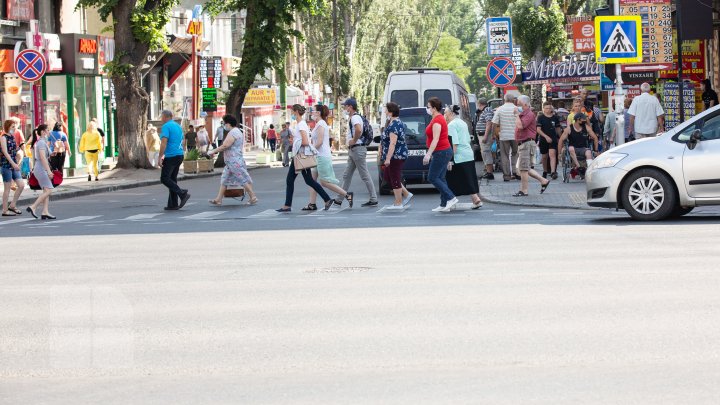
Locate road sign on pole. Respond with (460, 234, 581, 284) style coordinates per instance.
(595, 16, 642, 64)
(486, 57, 517, 87)
(14, 49, 46, 81)
(486, 17, 513, 56)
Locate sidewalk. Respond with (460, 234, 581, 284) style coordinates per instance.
(478, 175, 593, 210)
(2, 150, 267, 205)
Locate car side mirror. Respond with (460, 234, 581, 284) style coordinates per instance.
(373, 136, 381, 143)
(688, 129, 702, 150)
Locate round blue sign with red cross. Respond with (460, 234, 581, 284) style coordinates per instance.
(14, 49, 47, 82)
(486, 57, 516, 88)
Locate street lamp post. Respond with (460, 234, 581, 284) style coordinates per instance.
(613, 0, 626, 147)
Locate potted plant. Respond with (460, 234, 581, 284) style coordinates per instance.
(183, 149, 199, 174)
(197, 154, 214, 172)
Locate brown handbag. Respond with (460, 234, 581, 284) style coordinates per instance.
(293, 149, 317, 173)
(224, 187, 244, 198)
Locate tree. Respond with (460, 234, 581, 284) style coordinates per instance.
(429, 33, 470, 83)
(76, 0, 177, 169)
(206, 0, 319, 118)
(508, 0, 567, 60)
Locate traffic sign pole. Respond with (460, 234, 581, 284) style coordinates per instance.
(612, 0, 626, 146)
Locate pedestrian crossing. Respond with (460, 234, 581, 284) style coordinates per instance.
(0, 205, 629, 230)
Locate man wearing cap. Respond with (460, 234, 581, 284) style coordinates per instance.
(476, 98, 496, 180)
(558, 112, 599, 171)
(336, 98, 377, 207)
(628, 82, 665, 139)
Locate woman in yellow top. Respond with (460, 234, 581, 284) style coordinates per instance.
(79, 121, 103, 181)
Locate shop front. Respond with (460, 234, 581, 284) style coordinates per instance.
(522, 55, 602, 110)
(43, 34, 116, 172)
(242, 88, 277, 147)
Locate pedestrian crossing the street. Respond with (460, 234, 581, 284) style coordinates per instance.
(0, 205, 642, 231)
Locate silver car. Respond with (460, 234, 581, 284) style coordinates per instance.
(586, 105, 720, 220)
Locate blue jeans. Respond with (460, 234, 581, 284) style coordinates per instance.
(284, 160, 331, 207)
(1, 166, 21, 183)
(428, 148, 455, 206)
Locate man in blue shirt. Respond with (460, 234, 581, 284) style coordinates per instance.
(159, 110, 190, 210)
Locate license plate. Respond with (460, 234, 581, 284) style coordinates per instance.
(407, 150, 426, 156)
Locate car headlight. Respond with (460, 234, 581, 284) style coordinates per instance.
(590, 152, 627, 169)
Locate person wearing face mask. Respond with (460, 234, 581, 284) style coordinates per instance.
(512, 95, 550, 197)
(26, 125, 55, 220)
(207, 114, 257, 206)
(424, 97, 458, 212)
(335, 98, 377, 207)
(381, 102, 412, 210)
(1, 119, 24, 216)
(445, 105, 482, 208)
(277, 104, 334, 212)
(558, 112, 599, 172)
(301, 104, 353, 211)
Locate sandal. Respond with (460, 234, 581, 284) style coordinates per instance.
(512, 191, 528, 197)
(324, 200, 334, 211)
(345, 192, 354, 208)
(2, 211, 16, 216)
(301, 203, 317, 211)
(248, 197, 258, 205)
(540, 181, 550, 194)
(276, 207, 291, 213)
(209, 199, 223, 206)
(8, 207, 21, 214)
(471, 201, 483, 209)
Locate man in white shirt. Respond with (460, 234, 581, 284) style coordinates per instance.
(628, 82, 665, 139)
(336, 98, 377, 207)
(491, 93, 519, 181)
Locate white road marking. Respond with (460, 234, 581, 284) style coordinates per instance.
(0, 218, 35, 225)
(494, 213, 525, 216)
(247, 209, 282, 219)
(180, 211, 227, 220)
(123, 213, 164, 221)
(29, 215, 101, 224)
(521, 208, 550, 212)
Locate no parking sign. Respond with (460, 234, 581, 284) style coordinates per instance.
(486, 57, 517, 88)
(14, 49, 46, 81)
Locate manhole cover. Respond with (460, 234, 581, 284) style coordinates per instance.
(305, 266, 373, 274)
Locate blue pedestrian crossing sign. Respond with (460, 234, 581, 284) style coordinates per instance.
(595, 16, 642, 64)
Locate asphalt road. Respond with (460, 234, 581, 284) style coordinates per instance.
(2, 159, 720, 404)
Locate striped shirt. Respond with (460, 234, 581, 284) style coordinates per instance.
(491, 102, 518, 141)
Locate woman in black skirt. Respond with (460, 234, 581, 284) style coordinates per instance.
(445, 105, 482, 209)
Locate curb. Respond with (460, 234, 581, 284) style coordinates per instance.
(15, 165, 270, 205)
(478, 193, 599, 210)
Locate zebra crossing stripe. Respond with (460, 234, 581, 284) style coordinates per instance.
(180, 211, 227, 220)
(0, 218, 35, 225)
(123, 213, 164, 221)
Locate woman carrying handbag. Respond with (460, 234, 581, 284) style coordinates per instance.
(276, 104, 333, 212)
(206, 114, 257, 206)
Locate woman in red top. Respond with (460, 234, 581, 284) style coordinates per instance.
(423, 97, 458, 212)
(266, 124, 278, 153)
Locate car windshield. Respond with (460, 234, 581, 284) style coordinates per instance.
(399, 114, 428, 146)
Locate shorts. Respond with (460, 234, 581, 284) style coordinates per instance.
(383, 158, 405, 189)
(517, 141, 533, 171)
(635, 132, 656, 139)
(1, 166, 21, 182)
(480, 141, 494, 165)
(570, 146, 589, 158)
(538, 137, 558, 154)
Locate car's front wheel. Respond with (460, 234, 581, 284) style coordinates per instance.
(620, 168, 677, 221)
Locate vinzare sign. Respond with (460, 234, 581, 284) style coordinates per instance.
(521, 57, 601, 84)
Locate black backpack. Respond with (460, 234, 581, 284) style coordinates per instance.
(350, 113, 374, 146)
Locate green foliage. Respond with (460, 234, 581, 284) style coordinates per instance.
(508, 0, 568, 59)
(445, 0, 484, 47)
(430, 33, 470, 83)
(185, 148, 200, 161)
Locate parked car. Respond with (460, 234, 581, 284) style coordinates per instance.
(376, 107, 431, 195)
(586, 104, 720, 220)
(367, 122, 381, 151)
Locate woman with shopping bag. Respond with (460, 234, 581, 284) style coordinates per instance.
(276, 104, 333, 212)
(206, 114, 257, 206)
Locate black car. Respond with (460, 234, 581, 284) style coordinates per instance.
(376, 108, 431, 195)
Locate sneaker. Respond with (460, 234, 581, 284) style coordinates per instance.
(385, 204, 404, 211)
(444, 197, 459, 211)
(402, 192, 414, 206)
(178, 192, 191, 209)
(361, 200, 378, 207)
(481, 172, 495, 180)
(431, 205, 446, 212)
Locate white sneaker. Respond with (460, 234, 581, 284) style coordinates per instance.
(385, 204, 404, 211)
(431, 205, 445, 212)
(402, 192, 414, 206)
(442, 197, 459, 212)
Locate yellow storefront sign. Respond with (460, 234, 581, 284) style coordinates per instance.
(244, 89, 276, 106)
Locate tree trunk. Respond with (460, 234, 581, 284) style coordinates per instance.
(109, 0, 152, 169)
(113, 73, 150, 168)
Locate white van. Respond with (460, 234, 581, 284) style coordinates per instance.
(381, 68, 477, 157)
